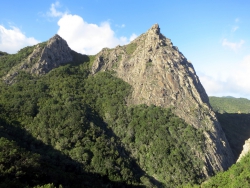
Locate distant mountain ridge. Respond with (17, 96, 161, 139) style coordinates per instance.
(209, 96, 250, 113)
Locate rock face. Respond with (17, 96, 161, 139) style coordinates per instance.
(30, 34, 73, 75)
(3, 34, 72, 84)
(91, 24, 234, 176)
(237, 139, 250, 162)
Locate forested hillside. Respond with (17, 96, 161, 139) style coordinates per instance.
(0, 46, 206, 187)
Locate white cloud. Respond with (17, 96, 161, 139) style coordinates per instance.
(222, 39, 245, 51)
(234, 55, 250, 89)
(235, 18, 240, 23)
(43, 1, 137, 54)
(47, 1, 66, 18)
(57, 14, 136, 54)
(199, 55, 250, 99)
(0, 25, 39, 54)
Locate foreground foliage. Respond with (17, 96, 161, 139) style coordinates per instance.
(0, 45, 205, 187)
(202, 153, 250, 188)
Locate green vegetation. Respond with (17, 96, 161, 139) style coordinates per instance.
(209, 96, 250, 113)
(0, 45, 36, 77)
(110, 105, 205, 186)
(202, 153, 250, 188)
(0, 44, 206, 187)
(125, 43, 137, 55)
(0, 51, 8, 56)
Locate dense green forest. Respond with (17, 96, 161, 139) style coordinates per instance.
(0, 45, 206, 187)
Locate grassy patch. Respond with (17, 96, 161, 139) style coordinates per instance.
(126, 43, 137, 55)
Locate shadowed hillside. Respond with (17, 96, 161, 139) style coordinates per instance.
(216, 113, 250, 160)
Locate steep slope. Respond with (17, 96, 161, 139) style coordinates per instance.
(3, 34, 73, 84)
(91, 24, 234, 176)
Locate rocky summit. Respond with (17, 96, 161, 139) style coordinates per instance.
(3, 34, 72, 84)
(92, 24, 234, 176)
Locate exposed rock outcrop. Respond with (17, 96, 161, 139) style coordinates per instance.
(3, 34, 72, 84)
(237, 139, 250, 162)
(91, 24, 234, 176)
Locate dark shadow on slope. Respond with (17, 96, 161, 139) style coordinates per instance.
(70, 50, 90, 66)
(85, 106, 165, 188)
(0, 116, 145, 188)
(216, 112, 250, 160)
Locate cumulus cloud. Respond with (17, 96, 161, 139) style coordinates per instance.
(0, 25, 39, 54)
(199, 55, 250, 98)
(222, 39, 245, 51)
(43, 1, 138, 54)
(57, 14, 137, 54)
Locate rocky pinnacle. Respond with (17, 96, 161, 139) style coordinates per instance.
(91, 24, 235, 176)
(3, 34, 73, 84)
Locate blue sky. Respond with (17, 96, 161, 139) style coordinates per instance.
(1, 0, 250, 99)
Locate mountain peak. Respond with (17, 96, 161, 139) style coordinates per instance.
(49, 34, 64, 42)
(91, 25, 234, 176)
(148, 23, 160, 35)
(3, 34, 73, 83)
(47, 34, 68, 48)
